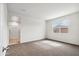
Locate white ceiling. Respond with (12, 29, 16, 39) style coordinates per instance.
(7, 3, 79, 20)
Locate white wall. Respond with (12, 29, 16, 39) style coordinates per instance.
(21, 18, 45, 43)
(46, 12, 79, 45)
(0, 4, 9, 56)
(8, 11, 45, 43)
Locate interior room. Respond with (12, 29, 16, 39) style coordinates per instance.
(0, 3, 79, 56)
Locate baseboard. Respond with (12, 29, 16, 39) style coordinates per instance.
(46, 38, 79, 47)
(21, 38, 45, 44)
(8, 38, 45, 46)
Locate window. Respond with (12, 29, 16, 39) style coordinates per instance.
(52, 19, 69, 33)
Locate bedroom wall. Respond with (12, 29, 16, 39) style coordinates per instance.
(46, 12, 79, 45)
(8, 11, 45, 43)
(0, 3, 9, 56)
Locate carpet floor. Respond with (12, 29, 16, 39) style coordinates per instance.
(6, 39, 79, 56)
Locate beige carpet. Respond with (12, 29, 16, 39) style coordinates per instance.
(6, 40, 79, 56)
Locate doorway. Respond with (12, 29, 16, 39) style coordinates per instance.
(9, 16, 20, 45)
